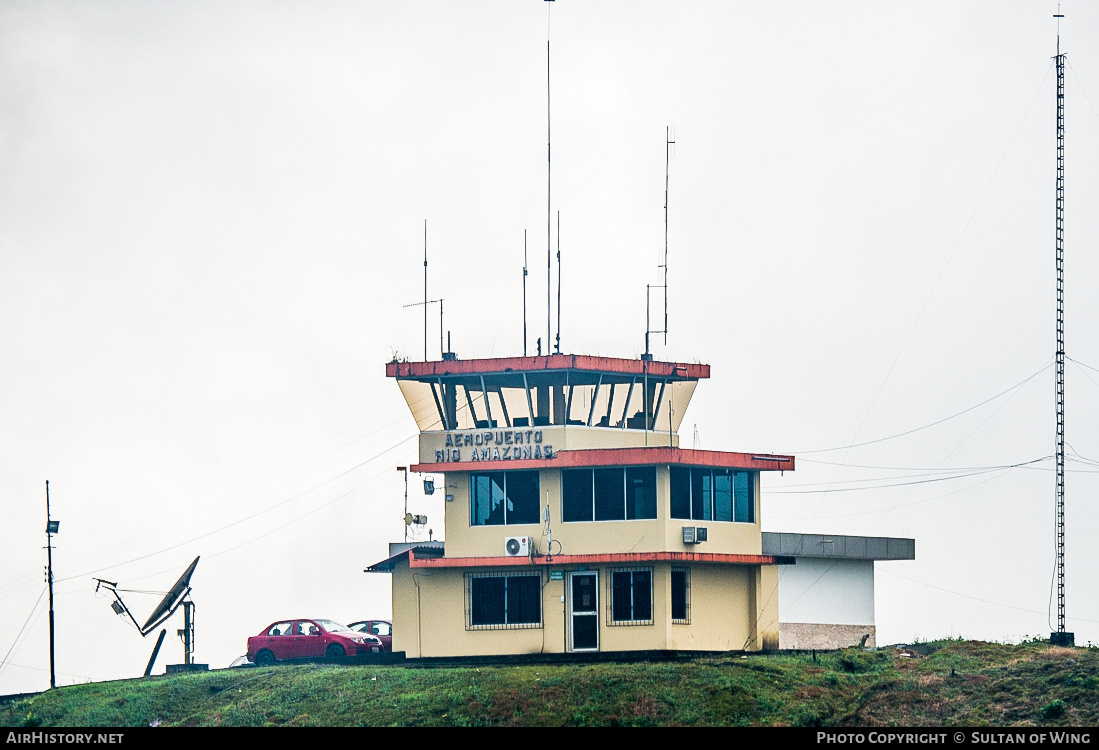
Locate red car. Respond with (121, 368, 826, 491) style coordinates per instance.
(348, 620, 393, 652)
(247, 619, 382, 665)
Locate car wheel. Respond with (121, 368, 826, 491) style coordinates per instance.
(326, 644, 345, 659)
(255, 650, 276, 667)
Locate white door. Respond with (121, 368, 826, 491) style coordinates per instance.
(568, 571, 599, 651)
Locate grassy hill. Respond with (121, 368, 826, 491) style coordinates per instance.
(2, 640, 1096, 727)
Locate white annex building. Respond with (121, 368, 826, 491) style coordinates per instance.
(762, 532, 916, 649)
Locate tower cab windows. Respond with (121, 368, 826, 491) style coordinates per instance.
(470, 470, 540, 526)
(670, 467, 754, 523)
(562, 467, 657, 522)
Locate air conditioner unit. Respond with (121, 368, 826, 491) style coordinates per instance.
(504, 536, 530, 557)
(682, 527, 708, 545)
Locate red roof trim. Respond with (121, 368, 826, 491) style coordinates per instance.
(364, 546, 445, 573)
(386, 354, 709, 380)
(408, 551, 793, 568)
(411, 446, 795, 473)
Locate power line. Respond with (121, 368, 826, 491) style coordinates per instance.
(881, 568, 1099, 625)
(0, 588, 47, 682)
(769, 457, 1049, 494)
(767, 465, 1016, 520)
(786, 361, 1051, 455)
(793, 456, 1052, 478)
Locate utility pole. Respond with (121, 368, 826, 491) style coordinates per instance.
(45, 480, 59, 689)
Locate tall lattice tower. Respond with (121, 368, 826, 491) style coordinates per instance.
(1050, 13, 1073, 648)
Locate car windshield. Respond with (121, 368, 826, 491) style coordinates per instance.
(315, 619, 351, 632)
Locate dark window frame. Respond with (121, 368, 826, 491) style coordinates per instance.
(469, 470, 541, 526)
(562, 466, 658, 523)
(608, 568, 654, 626)
(671, 567, 690, 624)
(670, 466, 755, 523)
(466, 571, 543, 630)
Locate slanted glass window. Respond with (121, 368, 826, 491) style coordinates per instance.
(671, 568, 690, 623)
(561, 467, 657, 522)
(468, 573, 542, 629)
(610, 569, 653, 624)
(470, 471, 540, 526)
(671, 467, 754, 523)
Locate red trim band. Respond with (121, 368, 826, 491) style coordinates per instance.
(386, 354, 709, 380)
(412, 446, 795, 473)
(409, 551, 793, 569)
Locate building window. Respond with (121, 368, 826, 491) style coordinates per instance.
(670, 467, 754, 523)
(609, 569, 653, 625)
(470, 470, 540, 526)
(671, 568, 690, 623)
(562, 467, 657, 522)
(467, 572, 542, 629)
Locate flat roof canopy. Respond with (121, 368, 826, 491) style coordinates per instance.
(761, 533, 914, 561)
(387, 354, 710, 383)
(365, 546, 794, 573)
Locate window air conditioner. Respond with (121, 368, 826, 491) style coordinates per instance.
(504, 536, 530, 557)
(682, 527, 708, 545)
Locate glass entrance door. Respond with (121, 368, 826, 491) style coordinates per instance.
(568, 571, 598, 651)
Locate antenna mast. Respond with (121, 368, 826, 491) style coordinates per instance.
(546, 10, 552, 355)
(555, 211, 561, 353)
(423, 220, 428, 361)
(403, 220, 446, 360)
(402, 297, 445, 360)
(523, 230, 529, 356)
(1051, 10, 1072, 647)
(645, 126, 674, 358)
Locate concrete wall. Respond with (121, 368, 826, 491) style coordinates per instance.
(779, 623, 876, 650)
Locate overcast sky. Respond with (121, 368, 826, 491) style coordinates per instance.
(3, 1, 1099, 694)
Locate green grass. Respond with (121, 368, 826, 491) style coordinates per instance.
(2, 640, 1096, 727)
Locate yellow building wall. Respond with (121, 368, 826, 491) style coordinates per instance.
(391, 559, 566, 658)
(442, 465, 761, 559)
(420, 425, 679, 464)
(391, 558, 781, 657)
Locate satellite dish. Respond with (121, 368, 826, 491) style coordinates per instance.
(141, 556, 199, 633)
(94, 555, 202, 676)
(95, 556, 200, 636)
